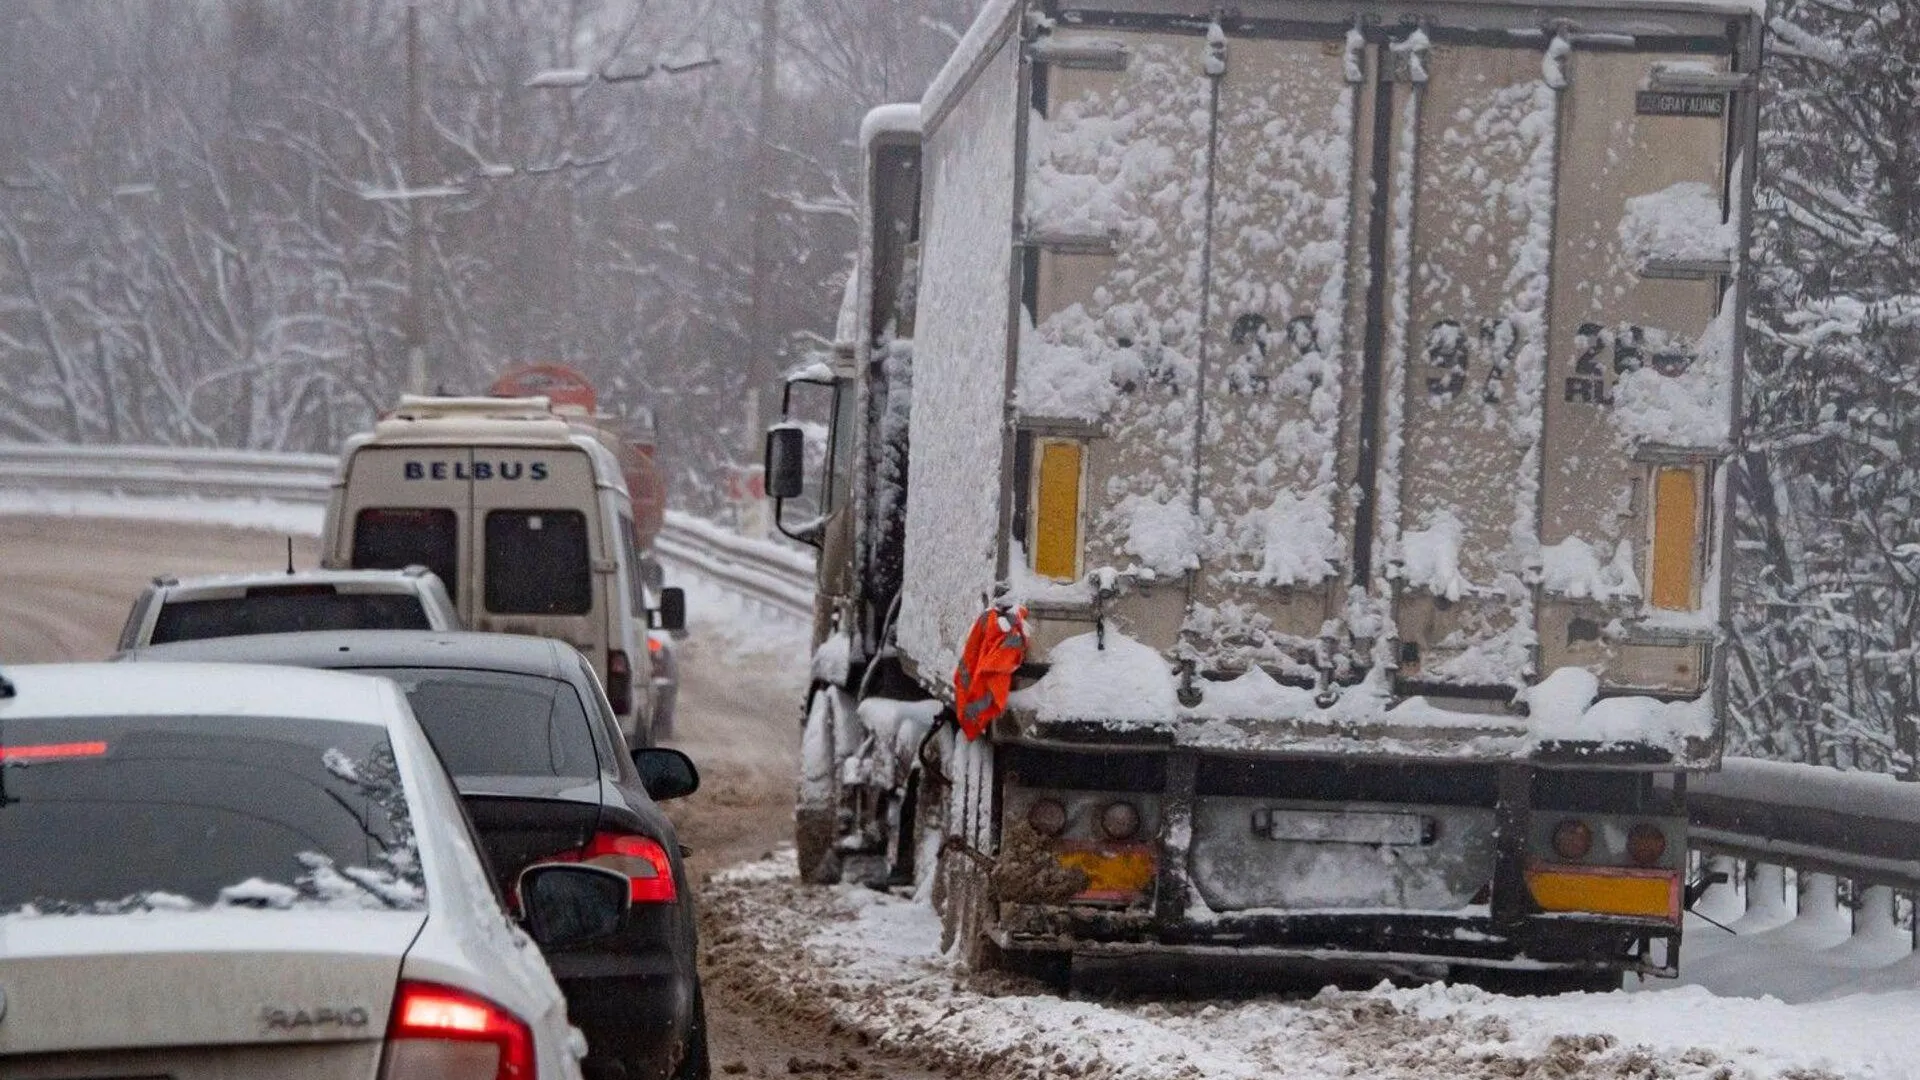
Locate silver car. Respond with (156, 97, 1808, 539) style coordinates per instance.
(0, 662, 612, 1080)
(115, 565, 462, 652)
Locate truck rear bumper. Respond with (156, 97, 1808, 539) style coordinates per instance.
(996, 903, 1680, 975)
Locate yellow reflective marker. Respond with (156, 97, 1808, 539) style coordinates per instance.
(1033, 440, 1083, 581)
(1056, 846, 1155, 901)
(1525, 866, 1680, 921)
(1650, 467, 1699, 611)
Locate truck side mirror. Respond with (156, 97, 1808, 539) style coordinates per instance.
(650, 586, 686, 632)
(764, 424, 806, 500)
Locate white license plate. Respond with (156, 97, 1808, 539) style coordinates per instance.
(1251, 808, 1431, 846)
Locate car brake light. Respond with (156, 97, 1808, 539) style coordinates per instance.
(381, 980, 533, 1080)
(530, 831, 677, 905)
(647, 636, 664, 654)
(582, 832, 677, 903)
(606, 649, 633, 715)
(0, 741, 108, 763)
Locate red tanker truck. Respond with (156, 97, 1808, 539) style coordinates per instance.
(489, 363, 666, 551)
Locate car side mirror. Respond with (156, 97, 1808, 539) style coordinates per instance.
(649, 587, 686, 632)
(518, 863, 630, 949)
(632, 746, 700, 801)
(764, 424, 805, 500)
(640, 557, 665, 595)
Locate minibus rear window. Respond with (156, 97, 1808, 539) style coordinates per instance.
(484, 510, 591, 615)
(353, 507, 458, 590)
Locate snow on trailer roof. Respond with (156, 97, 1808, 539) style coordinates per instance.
(0, 663, 401, 724)
(924, 0, 1757, 126)
(859, 103, 922, 149)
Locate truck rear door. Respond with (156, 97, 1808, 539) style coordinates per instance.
(468, 447, 606, 661)
(1372, 29, 1740, 698)
(342, 447, 472, 615)
(1021, 11, 1748, 715)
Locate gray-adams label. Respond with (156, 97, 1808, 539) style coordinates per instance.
(1635, 90, 1726, 118)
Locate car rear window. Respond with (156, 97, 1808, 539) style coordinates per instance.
(484, 510, 591, 615)
(353, 507, 459, 592)
(0, 715, 423, 914)
(357, 667, 599, 779)
(149, 591, 432, 644)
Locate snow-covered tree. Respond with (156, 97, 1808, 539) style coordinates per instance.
(1731, 0, 1920, 771)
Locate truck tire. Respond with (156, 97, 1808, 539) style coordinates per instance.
(938, 849, 1070, 990)
(795, 688, 844, 885)
(794, 805, 842, 885)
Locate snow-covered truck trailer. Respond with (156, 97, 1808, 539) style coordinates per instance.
(767, 0, 1761, 987)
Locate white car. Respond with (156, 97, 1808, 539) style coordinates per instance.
(0, 662, 609, 1080)
(115, 566, 462, 651)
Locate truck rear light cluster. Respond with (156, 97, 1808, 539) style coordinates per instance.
(1549, 817, 1669, 867)
(381, 980, 534, 1080)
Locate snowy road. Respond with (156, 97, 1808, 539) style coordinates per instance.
(706, 855, 1916, 1079)
(0, 510, 938, 1078)
(4, 508, 1915, 1079)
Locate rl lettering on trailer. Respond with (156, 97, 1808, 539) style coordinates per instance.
(403, 460, 549, 481)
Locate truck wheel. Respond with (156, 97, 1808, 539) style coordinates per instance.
(794, 805, 842, 885)
(795, 688, 844, 885)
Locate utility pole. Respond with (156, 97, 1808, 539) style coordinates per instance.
(403, 1, 429, 395)
(744, 0, 780, 457)
(560, 0, 582, 366)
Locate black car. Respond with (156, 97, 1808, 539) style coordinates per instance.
(125, 630, 708, 1080)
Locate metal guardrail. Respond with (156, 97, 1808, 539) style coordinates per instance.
(0, 442, 817, 620)
(1690, 758, 1920, 892)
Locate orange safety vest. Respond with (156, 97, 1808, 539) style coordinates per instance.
(953, 604, 1028, 741)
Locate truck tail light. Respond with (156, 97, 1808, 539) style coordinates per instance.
(381, 980, 534, 1080)
(1551, 818, 1593, 861)
(1627, 823, 1668, 866)
(1098, 800, 1141, 841)
(1027, 798, 1068, 838)
(606, 649, 633, 715)
(1649, 466, 1701, 611)
(1031, 439, 1084, 582)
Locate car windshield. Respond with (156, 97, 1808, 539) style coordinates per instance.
(357, 667, 600, 780)
(0, 714, 423, 914)
(150, 591, 431, 644)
